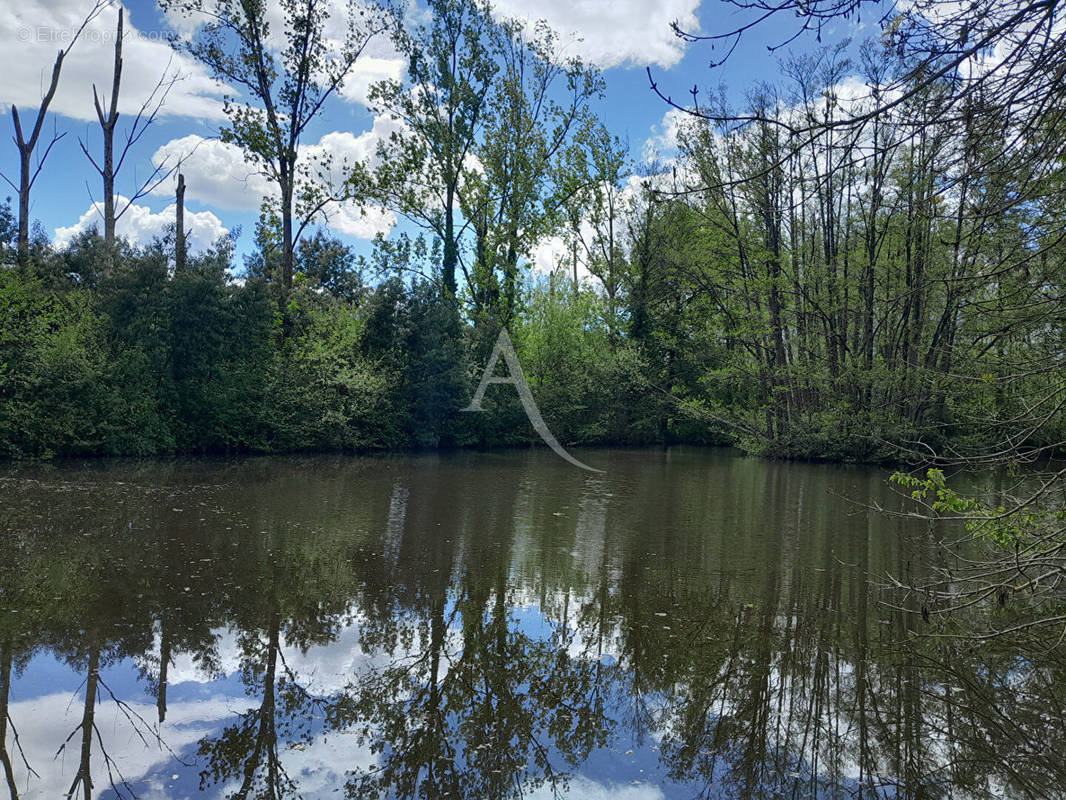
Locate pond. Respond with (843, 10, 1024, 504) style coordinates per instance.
(0, 448, 1063, 799)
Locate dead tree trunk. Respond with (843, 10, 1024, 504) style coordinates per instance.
(78, 6, 178, 273)
(9, 53, 66, 264)
(67, 648, 100, 800)
(175, 173, 186, 273)
(3, 2, 105, 264)
(95, 8, 124, 253)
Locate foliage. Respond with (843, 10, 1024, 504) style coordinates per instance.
(0, 270, 110, 457)
(0, 197, 15, 262)
(891, 468, 1055, 548)
(355, 0, 604, 305)
(268, 290, 394, 451)
(161, 0, 392, 288)
(4, 0, 1065, 478)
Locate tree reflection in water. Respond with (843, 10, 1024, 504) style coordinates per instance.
(0, 451, 1063, 799)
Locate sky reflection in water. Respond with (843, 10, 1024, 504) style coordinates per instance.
(1, 448, 1064, 799)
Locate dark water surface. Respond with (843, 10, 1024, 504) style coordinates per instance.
(0, 448, 1063, 799)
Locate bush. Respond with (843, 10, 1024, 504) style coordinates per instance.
(0, 270, 110, 456)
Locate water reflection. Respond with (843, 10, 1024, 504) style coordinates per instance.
(0, 449, 1063, 799)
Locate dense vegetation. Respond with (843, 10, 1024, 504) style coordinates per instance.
(2, 0, 1064, 466)
(0, 217, 667, 458)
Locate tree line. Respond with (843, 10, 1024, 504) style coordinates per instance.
(2, 0, 1064, 466)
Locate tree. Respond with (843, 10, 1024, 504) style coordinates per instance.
(0, 198, 15, 263)
(175, 173, 187, 272)
(462, 20, 603, 323)
(162, 0, 392, 289)
(359, 0, 605, 324)
(653, 0, 1065, 164)
(294, 229, 364, 301)
(646, 0, 1066, 633)
(559, 123, 631, 336)
(357, 0, 499, 297)
(79, 7, 179, 269)
(2, 1, 108, 264)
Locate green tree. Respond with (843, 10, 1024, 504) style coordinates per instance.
(462, 21, 603, 324)
(356, 0, 499, 296)
(162, 0, 392, 289)
(0, 198, 15, 263)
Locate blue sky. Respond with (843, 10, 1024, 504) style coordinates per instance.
(0, 0, 870, 268)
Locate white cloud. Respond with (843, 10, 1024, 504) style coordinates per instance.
(8, 683, 378, 799)
(526, 776, 665, 800)
(331, 201, 397, 239)
(163, 0, 405, 108)
(531, 234, 594, 283)
(2, 0, 227, 122)
(54, 196, 228, 251)
(300, 113, 407, 184)
(489, 0, 701, 69)
(150, 135, 274, 211)
(529, 171, 671, 292)
(8, 690, 236, 798)
(337, 54, 407, 107)
(531, 234, 568, 275)
(149, 118, 400, 240)
(642, 108, 690, 164)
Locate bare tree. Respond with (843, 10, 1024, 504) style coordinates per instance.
(652, 0, 1064, 144)
(1, 634, 38, 800)
(78, 7, 179, 268)
(56, 643, 185, 800)
(1, 1, 108, 264)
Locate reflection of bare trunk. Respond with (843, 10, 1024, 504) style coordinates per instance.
(901, 647, 923, 798)
(158, 621, 171, 723)
(741, 557, 779, 792)
(1, 636, 18, 799)
(237, 613, 280, 797)
(488, 570, 510, 798)
(68, 648, 99, 800)
(265, 614, 280, 794)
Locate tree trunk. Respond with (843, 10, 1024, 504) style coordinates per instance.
(69, 648, 100, 800)
(11, 51, 65, 264)
(443, 184, 457, 295)
(281, 176, 295, 290)
(572, 239, 579, 297)
(0, 635, 18, 799)
(16, 146, 31, 263)
(99, 8, 122, 253)
(175, 173, 186, 273)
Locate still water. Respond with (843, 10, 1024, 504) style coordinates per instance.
(0, 448, 1062, 799)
